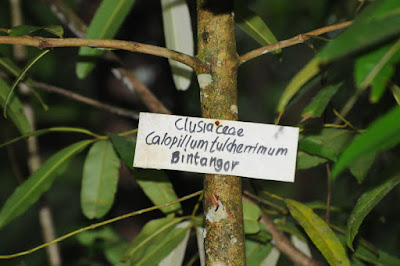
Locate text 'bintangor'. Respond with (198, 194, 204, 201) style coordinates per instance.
(134, 113, 299, 182)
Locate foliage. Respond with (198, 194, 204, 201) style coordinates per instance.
(0, 0, 399, 265)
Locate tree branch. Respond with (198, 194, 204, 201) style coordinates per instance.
(0, 36, 210, 73)
(240, 21, 352, 64)
(33, 80, 139, 119)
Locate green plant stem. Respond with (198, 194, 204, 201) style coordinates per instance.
(0, 190, 203, 260)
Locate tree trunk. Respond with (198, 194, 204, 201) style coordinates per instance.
(196, 0, 246, 264)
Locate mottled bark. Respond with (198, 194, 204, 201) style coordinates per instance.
(196, 1, 246, 265)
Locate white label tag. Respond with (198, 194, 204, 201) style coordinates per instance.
(133, 113, 299, 182)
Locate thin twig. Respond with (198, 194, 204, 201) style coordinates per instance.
(0, 190, 203, 260)
(0, 36, 209, 73)
(33, 80, 139, 119)
(240, 21, 352, 64)
(0, 71, 139, 119)
(243, 196, 321, 266)
(325, 163, 331, 224)
(112, 67, 172, 114)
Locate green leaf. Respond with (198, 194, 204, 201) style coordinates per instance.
(296, 151, 327, 170)
(243, 200, 261, 234)
(336, 233, 400, 265)
(317, 0, 400, 63)
(301, 83, 342, 122)
(76, 226, 120, 247)
(276, 222, 307, 242)
(354, 247, 400, 265)
(331, 106, 400, 181)
(0, 78, 30, 134)
(234, 0, 280, 53)
(277, 0, 400, 113)
(299, 128, 355, 161)
(158, 221, 191, 266)
(276, 57, 320, 113)
(8, 25, 41, 36)
(133, 169, 181, 214)
(109, 134, 181, 214)
(346, 169, 400, 250)
(355, 39, 400, 103)
(109, 133, 135, 170)
(76, 0, 136, 79)
(246, 239, 273, 265)
(285, 199, 350, 266)
(3, 49, 50, 118)
(161, 0, 194, 91)
(81, 140, 121, 219)
(8, 25, 63, 37)
(0, 140, 93, 229)
(248, 223, 272, 243)
(42, 25, 64, 38)
(123, 216, 183, 263)
(391, 83, 400, 104)
(349, 153, 376, 183)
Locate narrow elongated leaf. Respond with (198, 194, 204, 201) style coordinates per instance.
(301, 83, 342, 121)
(76, 0, 136, 78)
(346, 170, 400, 250)
(8, 25, 64, 37)
(296, 151, 327, 170)
(0, 140, 93, 229)
(299, 128, 354, 161)
(243, 200, 261, 234)
(161, 0, 194, 91)
(0, 78, 30, 134)
(349, 153, 376, 183)
(158, 221, 191, 266)
(109, 133, 135, 170)
(336, 233, 400, 265)
(285, 199, 350, 266)
(136, 226, 189, 265)
(234, 0, 280, 53)
(276, 222, 307, 242)
(246, 239, 273, 265)
(276, 59, 320, 113)
(353, 245, 400, 265)
(391, 83, 400, 104)
(123, 216, 182, 263)
(3, 49, 50, 118)
(81, 140, 121, 219)
(277, 0, 400, 113)
(109, 134, 181, 214)
(134, 169, 181, 214)
(331, 106, 400, 181)
(355, 39, 400, 103)
(317, 1, 400, 63)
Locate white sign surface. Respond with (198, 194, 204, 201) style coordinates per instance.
(133, 113, 299, 182)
